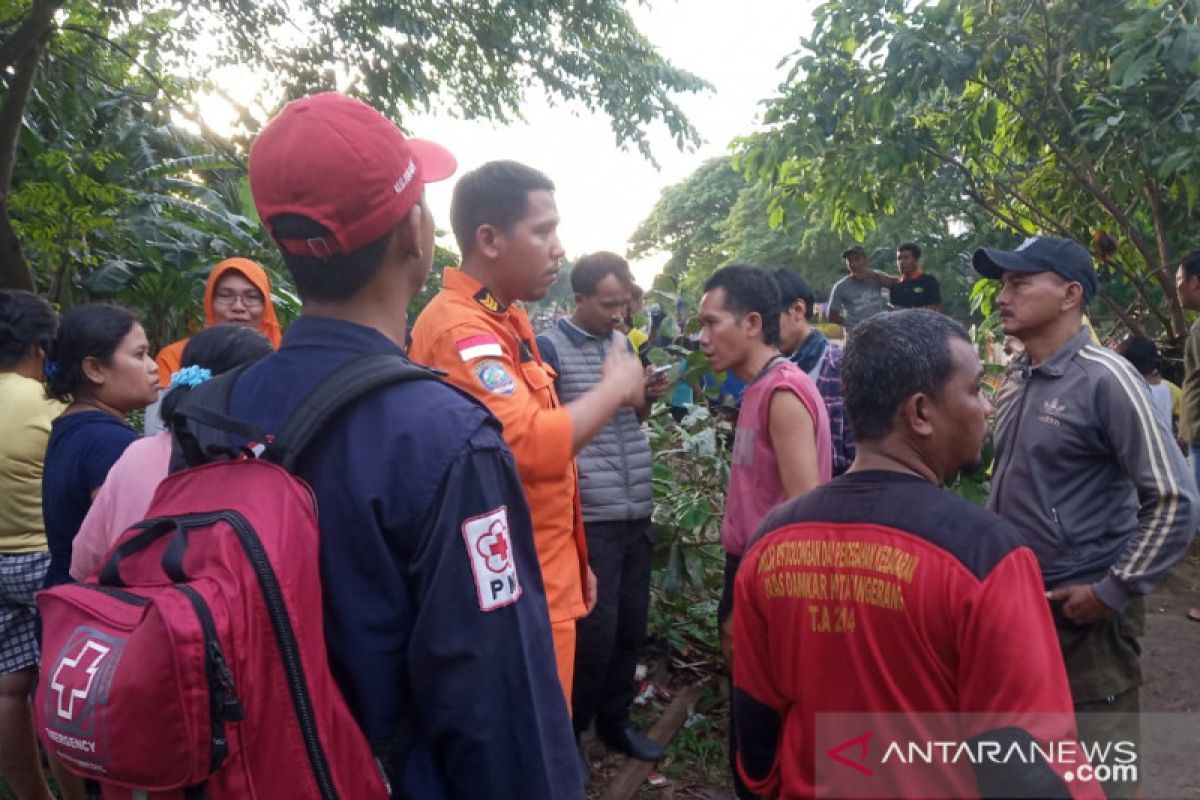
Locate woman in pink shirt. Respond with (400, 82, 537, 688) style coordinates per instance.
(70, 325, 272, 580)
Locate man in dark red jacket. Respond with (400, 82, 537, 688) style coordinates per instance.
(732, 309, 1101, 799)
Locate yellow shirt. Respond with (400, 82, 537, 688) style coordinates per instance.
(0, 373, 65, 553)
(627, 327, 648, 353)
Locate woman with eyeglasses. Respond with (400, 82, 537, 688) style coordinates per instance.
(148, 258, 282, 433)
(153, 257, 282, 389)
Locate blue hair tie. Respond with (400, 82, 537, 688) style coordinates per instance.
(169, 365, 213, 389)
(43, 357, 58, 381)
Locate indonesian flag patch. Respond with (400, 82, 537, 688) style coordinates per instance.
(461, 507, 522, 611)
(457, 334, 503, 362)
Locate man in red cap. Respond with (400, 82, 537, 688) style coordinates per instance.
(225, 93, 582, 797)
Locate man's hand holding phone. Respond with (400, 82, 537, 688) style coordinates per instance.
(645, 362, 673, 399)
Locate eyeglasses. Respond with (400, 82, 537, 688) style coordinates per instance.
(213, 289, 265, 309)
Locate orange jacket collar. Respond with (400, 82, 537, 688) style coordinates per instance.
(443, 267, 508, 315)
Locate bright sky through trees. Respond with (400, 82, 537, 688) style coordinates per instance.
(193, 1, 818, 288)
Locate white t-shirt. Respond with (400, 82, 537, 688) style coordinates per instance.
(1147, 381, 1173, 433)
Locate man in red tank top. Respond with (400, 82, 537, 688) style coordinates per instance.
(698, 264, 832, 799)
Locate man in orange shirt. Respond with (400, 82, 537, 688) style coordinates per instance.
(410, 160, 645, 702)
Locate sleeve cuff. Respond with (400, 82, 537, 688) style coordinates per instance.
(1093, 574, 1134, 612)
(528, 407, 573, 480)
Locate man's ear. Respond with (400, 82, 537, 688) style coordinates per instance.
(475, 224, 503, 260)
(900, 392, 935, 438)
(744, 310, 764, 339)
(794, 299, 809, 319)
(394, 207, 424, 260)
(1061, 281, 1085, 312)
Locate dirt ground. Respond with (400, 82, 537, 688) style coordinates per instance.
(1137, 544, 1200, 798)
(592, 546, 1200, 800)
(1141, 544, 1200, 716)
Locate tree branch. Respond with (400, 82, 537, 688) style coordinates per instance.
(60, 25, 246, 170)
(1102, 255, 1174, 333)
(971, 76, 1160, 273)
(1097, 290, 1146, 338)
(928, 143, 1171, 329)
(1142, 180, 1185, 335)
(918, 143, 1068, 236)
(0, 0, 61, 70)
(0, 34, 46, 290)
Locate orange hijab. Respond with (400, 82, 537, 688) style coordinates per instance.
(155, 258, 283, 387)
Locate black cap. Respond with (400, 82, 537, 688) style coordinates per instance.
(842, 245, 867, 259)
(973, 236, 1098, 301)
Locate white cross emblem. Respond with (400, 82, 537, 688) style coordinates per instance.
(50, 640, 111, 721)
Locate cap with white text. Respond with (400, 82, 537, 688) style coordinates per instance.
(249, 92, 457, 260)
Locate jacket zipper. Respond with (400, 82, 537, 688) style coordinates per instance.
(137, 512, 337, 798)
(175, 584, 244, 773)
(991, 376, 1033, 510)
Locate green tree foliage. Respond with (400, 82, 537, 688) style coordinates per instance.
(201, 0, 710, 160)
(0, 0, 710, 294)
(630, 154, 1004, 319)
(4, 11, 281, 346)
(738, 0, 1200, 340)
(628, 157, 748, 290)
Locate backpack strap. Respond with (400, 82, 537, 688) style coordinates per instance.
(266, 352, 442, 472)
(168, 353, 440, 474)
(169, 363, 264, 472)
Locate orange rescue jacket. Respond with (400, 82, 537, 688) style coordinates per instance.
(410, 268, 588, 624)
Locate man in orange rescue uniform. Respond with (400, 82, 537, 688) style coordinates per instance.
(411, 161, 646, 700)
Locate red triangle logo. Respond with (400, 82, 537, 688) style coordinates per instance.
(827, 731, 874, 776)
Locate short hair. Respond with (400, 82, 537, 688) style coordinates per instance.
(841, 309, 970, 441)
(161, 325, 274, 426)
(0, 290, 57, 370)
(46, 304, 138, 403)
(271, 213, 393, 300)
(451, 161, 555, 257)
(1181, 250, 1200, 281)
(1116, 336, 1159, 377)
(702, 264, 782, 346)
(898, 242, 922, 260)
(570, 252, 634, 296)
(771, 268, 815, 320)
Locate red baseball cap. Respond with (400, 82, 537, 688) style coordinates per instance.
(249, 92, 457, 259)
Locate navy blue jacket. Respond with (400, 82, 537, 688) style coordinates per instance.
(226, 316, 581, 799)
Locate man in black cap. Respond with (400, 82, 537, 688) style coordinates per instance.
(974, 235, 1198, 800)
(827, 245, 888, 330)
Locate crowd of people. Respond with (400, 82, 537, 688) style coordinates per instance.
(0, 89, 1197, 799)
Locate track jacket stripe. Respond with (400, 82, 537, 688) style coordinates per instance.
(1077, 345, 1179, 579)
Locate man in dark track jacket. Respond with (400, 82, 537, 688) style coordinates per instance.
(976, 236, 1198, 799)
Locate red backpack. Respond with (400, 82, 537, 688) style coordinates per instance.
(36, 353, 436, 799)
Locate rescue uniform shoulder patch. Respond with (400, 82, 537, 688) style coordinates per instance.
(473, 359, 515, 395)
(473, 288, 507, 313)
(461, 506, 521, 612)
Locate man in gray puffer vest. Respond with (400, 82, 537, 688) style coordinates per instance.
(538, 252, 668, 763)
